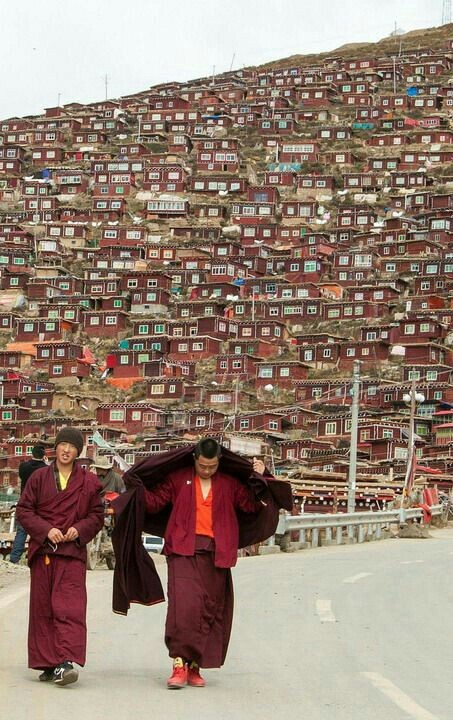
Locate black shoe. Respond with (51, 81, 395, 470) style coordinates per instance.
(53, 661, 79, 686)
(39, 668, 55, 682)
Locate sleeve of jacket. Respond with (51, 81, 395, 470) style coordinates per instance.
(16, 476, 53, 545)
(144, 479, 173, 514)
(74, 487, 105, 545)
(233, 477, 263, 514)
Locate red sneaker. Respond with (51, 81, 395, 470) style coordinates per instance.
(187, 663, 206, 688)
(167, 659, 187, 689)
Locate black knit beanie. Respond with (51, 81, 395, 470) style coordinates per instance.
(55, 427, 84, 456)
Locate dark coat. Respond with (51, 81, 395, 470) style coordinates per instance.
(111, 444, 293, 615)
(18, 458, 47, 494)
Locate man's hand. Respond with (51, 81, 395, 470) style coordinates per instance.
(252, 457, 265, 475)
(47, 527, 64, 544)
(63, 527, 79, 542)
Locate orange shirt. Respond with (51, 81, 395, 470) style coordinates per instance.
(195, 475, 214, 537)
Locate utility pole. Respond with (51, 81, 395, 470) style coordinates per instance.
(404, 376, 416, 492)
(400, 375, 425, 511)
(103, 74, 109, 100)
(233, 377, 240, 420)
(233, 375, 240, 431)
(347, 360, 361, 513)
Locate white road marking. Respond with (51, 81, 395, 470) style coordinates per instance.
(400, 560, 424, 565)
(0, 585, 28, 611)
(343, 572, 372, 584)
(362, 672, 439, 720)
(315, 599, 336, 623)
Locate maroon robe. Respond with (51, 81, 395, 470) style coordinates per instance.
(112, 445, 293, 667)
(143, 467, 263, 567)
(112, 444, 293, 615)
(165, 547, 234, 667)
(144, 468, 263, 667)
(16, 462, 104, 669)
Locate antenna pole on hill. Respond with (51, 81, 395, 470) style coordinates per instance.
(347, 360, 361, 513)
(104, 74, 109, 100)
(230, 53, 235, 72)
(442, 0, 451, 24)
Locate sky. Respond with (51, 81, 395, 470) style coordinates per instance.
(0, 0, 446, 120)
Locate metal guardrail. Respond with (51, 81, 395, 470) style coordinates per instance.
(271, 504, 444, 548)
(0, 504, 17, 534)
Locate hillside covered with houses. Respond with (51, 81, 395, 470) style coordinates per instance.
(0, 24, 452, 510)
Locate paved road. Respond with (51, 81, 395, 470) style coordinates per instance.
(1, 530, 453, 720)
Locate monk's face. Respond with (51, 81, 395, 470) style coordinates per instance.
(194, 454, 219, 480)
(56, 442, 79, 467)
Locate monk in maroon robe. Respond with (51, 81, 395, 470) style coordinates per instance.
(16, 427, 104, 687)
(112, 437, 293, 690)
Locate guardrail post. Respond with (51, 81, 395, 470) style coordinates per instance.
(323, 527, 332, 546)
(311, 528, 319, 548)
(375, 523, 382, 539)
(347, 525, 355, 543)
(336, 527, 343, 545)
(9, 509, 16, 534)
(298, 528, 306, 545)
(358, 524, 365, 543)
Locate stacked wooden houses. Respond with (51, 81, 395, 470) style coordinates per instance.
(0, 28, 452, 508)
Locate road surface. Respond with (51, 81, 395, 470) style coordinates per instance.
(1, 529, 453, 720)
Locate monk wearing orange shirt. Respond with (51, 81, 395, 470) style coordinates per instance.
(141, 437, 266, 689)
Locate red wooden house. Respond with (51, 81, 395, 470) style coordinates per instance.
(33, 342, 90, 382)
(397, 343, 448, 366)
(181, 408, 226, 434)
(194, 139, 239, 172)
(95, 403, 167, 434)
(146, 197, 189, 218)
(29, 146, 64, 166)
(231, 410, 288, 434)
(255, 360, 309, 389)
(143, 378, 190, 402)
(92, 170, 137, 197)
(167, 335, 222, 361)
(215, 354, 262, 382)
(0, 146, 26, 174)
(143, 164, 187, 192)
(296, 174, 336, 193)
(278, 141, 318, 163)
(92, 198, 126, 221)
(14, 317, 75, 343)
(233, 319, 288, 341)
(81, 310, 129, 338)
(281, 200, 317, 221)
(107, 348, 169, 379)
(142, 359, 197, 381)
(390, 317, 447, 345)
(225, 337, 282, 358)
